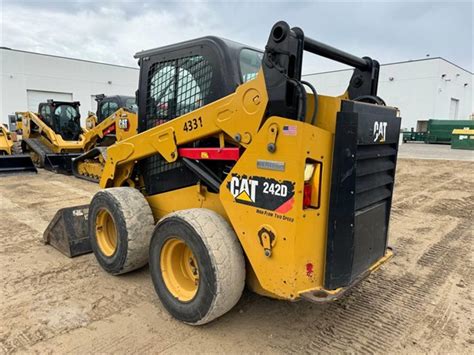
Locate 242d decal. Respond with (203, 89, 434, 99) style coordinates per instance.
(226, 174, 295, 213)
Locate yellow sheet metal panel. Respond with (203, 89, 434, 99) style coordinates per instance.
(146, 185, 227, 222)
(219, 117, 334, 299)
(0, 125, 14, 155)
(305, 94, 345, 134)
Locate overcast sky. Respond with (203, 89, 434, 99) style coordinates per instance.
(1, 1, 472, 74)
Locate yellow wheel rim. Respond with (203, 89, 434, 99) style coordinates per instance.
(95, 209, 118, 257)
(160, 238, 199, 302)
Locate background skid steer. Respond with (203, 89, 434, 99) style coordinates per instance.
(0, 124, 37, 174)
(85, 94, 137, 130)
(72, 95, 138, 182)
(46, 21, 401, 325)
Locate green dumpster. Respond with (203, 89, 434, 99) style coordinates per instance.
(451, 129, 474, 150)
(426, 120, 474, 144)
(402, 131, 426, 143)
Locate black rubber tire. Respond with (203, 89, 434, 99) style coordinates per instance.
(89, 187, 155, 275)
(149, 209, 245, 325)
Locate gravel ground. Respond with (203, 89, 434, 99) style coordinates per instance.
(0, 158, 473, 354)
(399, 142, 474, 161)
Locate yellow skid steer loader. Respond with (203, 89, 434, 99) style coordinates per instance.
(72, 95, 138, 182)
(45, 21, 401, 325)
(0, 123, 37, 174)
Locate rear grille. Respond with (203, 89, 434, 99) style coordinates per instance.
(355, 144, 397, 211)
(325, 100, 401, 290)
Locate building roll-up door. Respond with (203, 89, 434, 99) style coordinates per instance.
(26, 90, 73, 113)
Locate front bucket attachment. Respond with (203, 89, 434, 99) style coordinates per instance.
(43, 204, 92, 257)
(0, 155, 37, 174)
(44, 153, 81, 174)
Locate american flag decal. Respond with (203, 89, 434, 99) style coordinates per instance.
(282, 125, 297, 136)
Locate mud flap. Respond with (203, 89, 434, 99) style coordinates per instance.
(44, 153, 82, 174)
(0, 155, 37, 174)
(43, 204, 92, 257)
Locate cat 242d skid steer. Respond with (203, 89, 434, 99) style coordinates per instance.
(45, 21, 401, 325)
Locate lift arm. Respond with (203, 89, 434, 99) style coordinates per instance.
(81, 108, 138, 151)
(100, 72, 269, 187)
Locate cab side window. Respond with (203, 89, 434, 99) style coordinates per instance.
(125, 98, 138, 113)
(99, 102, 109, 122)
(108, 101, 119, 117)
(40, 105, 53, 127)
(100, 101, 120, 122)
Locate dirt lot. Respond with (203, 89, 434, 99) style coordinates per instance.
(1, 158, 473, 354)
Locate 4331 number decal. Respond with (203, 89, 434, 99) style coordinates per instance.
(183, 117, 203, 132)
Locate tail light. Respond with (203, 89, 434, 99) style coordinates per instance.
(303, 163, 315, 209)
(303, 162, 321, 209)
(303, 182, 312, 208)
(304, 163, 316, 182)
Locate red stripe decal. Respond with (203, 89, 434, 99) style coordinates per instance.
(178, 147, 240, 161)
(275, 196, 295, 214)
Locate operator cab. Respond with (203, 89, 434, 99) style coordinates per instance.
(135, 37, 262, 195)
(38, 100, 82, 141)
(135, 36, 262, 132)
(94, 95, 137, 124)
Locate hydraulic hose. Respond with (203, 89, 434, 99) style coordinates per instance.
(300, 80, 318, 125)
(289, 79, 306, 122)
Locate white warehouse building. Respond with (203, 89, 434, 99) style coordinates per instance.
(0, 47, 139, 126)
(303, 57, 473, 130)
(1, 47, 472, 132)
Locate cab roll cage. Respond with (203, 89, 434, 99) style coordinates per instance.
(263, 21, 381, 122)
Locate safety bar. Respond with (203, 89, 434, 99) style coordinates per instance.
(269, 21, 371, 71)
(263, 21, 381, 121)
(303, 37, 370, 71)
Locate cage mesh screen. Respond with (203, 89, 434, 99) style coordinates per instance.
(143, 55, 213, 185)
(145, 55, 213, 130)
